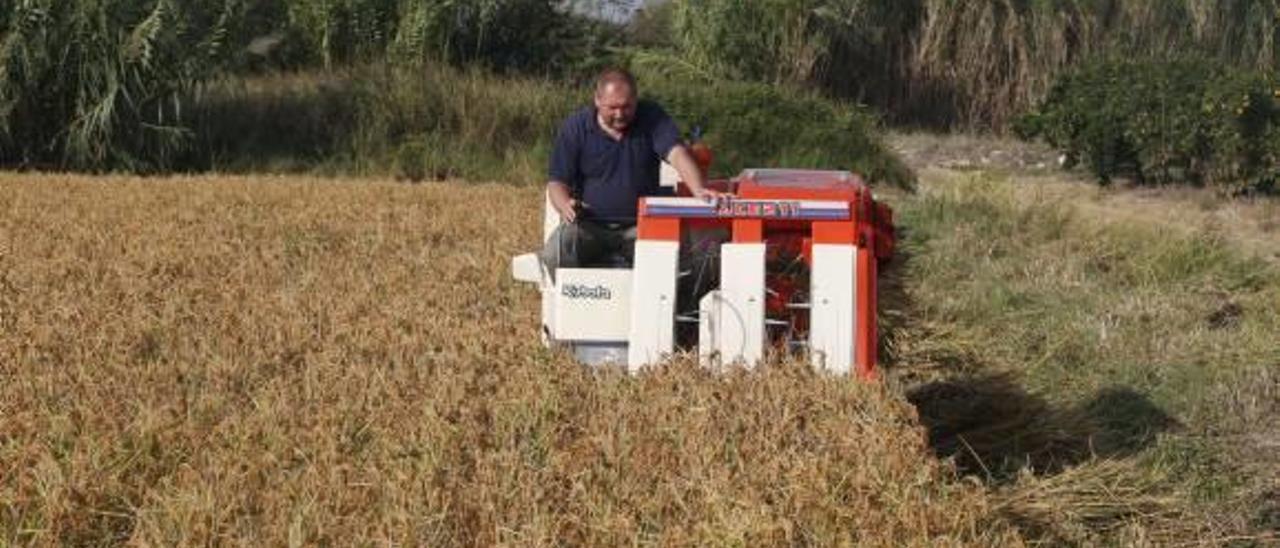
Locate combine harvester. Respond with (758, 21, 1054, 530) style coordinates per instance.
(512, 167, 895, 379)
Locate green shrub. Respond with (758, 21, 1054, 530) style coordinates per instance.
(1018, 57, 1280, 193)
(644, 71, 914, 189)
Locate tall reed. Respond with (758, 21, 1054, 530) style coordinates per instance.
(670, 0, 1280, 130)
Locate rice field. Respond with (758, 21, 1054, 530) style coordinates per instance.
(0, 173, 1017, 546)
(2, 171, 1276, 546)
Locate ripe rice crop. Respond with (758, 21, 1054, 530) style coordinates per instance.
(0, 174, 1020, 546)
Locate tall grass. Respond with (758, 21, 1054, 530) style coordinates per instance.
(0, 0, 620, 173)
(0, 0, 239, 170)
(670, 0, 1280, 130)
(886, 170, 1280, 540)
(187, 62, 915, 188)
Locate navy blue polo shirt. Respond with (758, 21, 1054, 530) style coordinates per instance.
(548, 101, 681, 222)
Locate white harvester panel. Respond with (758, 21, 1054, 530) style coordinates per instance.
(553, 268, 632, 342)
(810, 244, 857, 374)
(627, 240, 679, 370)
(659, 161, 679, 189)
(714, 243, 766, 367)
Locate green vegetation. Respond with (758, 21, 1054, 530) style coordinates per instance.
(0, 0, 239, 170)
(10, 0, 1280, 187)
(1018, 57, 1280, 192)
(186, 63, 913, 188)
(0, 0, 910, 185)
(670, 0, 1280, 130)
(0, 0, 617, 173)
(886, 171, 1280, 541)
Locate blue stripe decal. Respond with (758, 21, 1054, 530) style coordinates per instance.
(645, 202, 850, 220)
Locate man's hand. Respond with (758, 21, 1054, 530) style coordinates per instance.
(691, 186, 725, 205)
(667, 144, 728, 204)
(555, 197, 581, 223)
(547, 181, 581, 223)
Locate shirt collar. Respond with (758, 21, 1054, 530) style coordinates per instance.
(591, 107, 631, 142)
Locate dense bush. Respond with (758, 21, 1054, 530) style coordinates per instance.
(644, 71, 913, 188)
(1017, 57, 1280, 192)
(11, 0, 1280, 173)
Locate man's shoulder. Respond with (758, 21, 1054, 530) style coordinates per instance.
(562, 106, 596, 131)
(635, 100, 677, 136)
(636, 99, 670, 120)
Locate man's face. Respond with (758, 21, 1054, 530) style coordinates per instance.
(594, 82, 637, 132)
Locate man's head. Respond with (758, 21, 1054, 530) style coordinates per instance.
(594, 68, 637, 132)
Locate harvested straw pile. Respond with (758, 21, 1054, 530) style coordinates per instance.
(0, 174, 1020, 545)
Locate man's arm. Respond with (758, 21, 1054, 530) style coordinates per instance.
(645, 102, 723, 202)
(667, 145, 723, 201)
(548, 114, 582, 223)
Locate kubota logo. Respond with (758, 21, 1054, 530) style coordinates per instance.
(561, 284, 612, 300)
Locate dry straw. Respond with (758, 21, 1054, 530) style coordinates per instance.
(0, 173, 1019, 546)
(4, 172, 1266, 546)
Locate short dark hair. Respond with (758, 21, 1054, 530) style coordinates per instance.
(595, 67, 637, 97)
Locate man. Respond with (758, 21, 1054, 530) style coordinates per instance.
(541, 68, 722, 272)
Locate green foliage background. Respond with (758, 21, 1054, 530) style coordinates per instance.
(669, 0, 1280, 130)
(0, 0, 621, 173)
(0, 0, 239, 170)
(186, 63, 913, 189)
(6, 0, 1280, 187)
